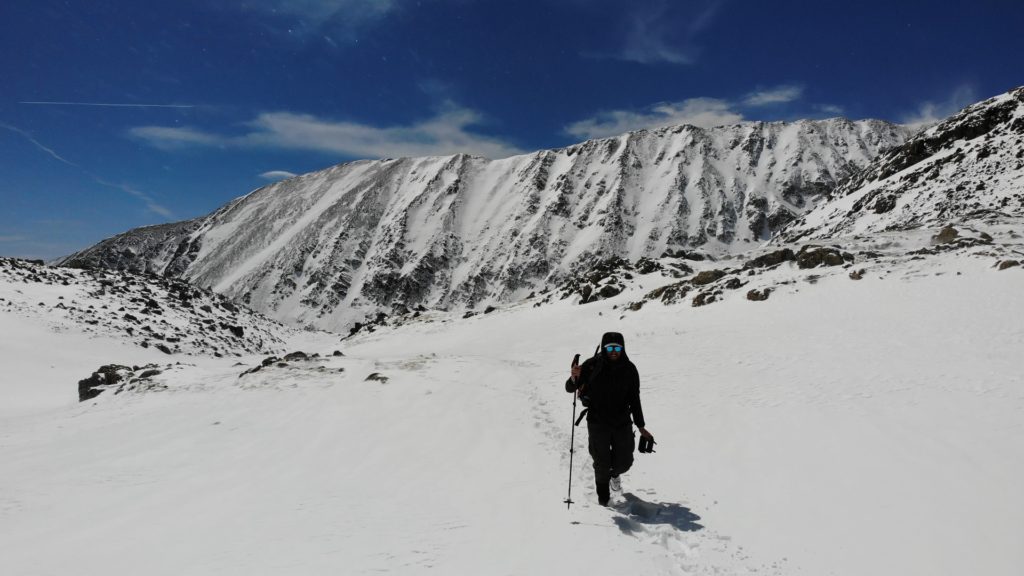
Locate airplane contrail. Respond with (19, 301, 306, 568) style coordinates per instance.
(19, 101, 195, 108)
(1, 122, 174, 218)
(0, 122, 79, 167)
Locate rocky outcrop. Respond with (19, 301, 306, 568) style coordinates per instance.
(78, 364, 170, 401)
(796, 246, 852, 269)
(0, 257, 291, 357)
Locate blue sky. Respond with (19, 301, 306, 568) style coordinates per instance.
(2, 0, 1022, 259)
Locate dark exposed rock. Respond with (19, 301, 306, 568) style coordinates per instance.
(872, 194, 898, 214)
(598, 284, 622, 298)
(645, 281, 691, 304)
(667, 261, 695, 277)
(261, 356, 280, 367)
(932, 225, 960, 245)
(283, 351, 309, 362)
(692, 291, 718, 307)
(155, 344, 172, 355)
(691, 269, 726, 285)
(332, 350, 344, 357)
(722, 278, 743, 290)
(484, 305, 496, 314)
(139, 369, 162, 378)
(239, 365, 261, 377)
(849, 269, 865, 280)
(746, 288, 771, 301)
(743, 249, 795, 270)
(78, 364, 132, 401)
(997, 260, 1020, 270)
(796, 246, 846, 269)
(365, 372, 389, 383)
(634, 258, 663, 274)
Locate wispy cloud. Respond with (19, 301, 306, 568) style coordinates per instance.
(259, 170, 298, 181)
(2, 123, 173, 218)
(901, 85, 978, 129)
(132, 105, 526, 159)
(565, 84, 842, 139)
(130, 126, 224, 149)
(742, 85, 804, 107)
(607, 0, 724, 65)
(566, 98, 743, 140)
(816, 104, 845, 116)
(19, 101, 194, 109)
(0, 235, 27, 243)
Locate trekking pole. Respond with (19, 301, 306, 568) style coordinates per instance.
(564, 353, 581, 509)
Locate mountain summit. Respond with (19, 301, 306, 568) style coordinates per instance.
(61, 118, 909, 329)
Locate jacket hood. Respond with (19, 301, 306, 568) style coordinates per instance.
(598, 332, 630, 363)
(601, 332, 625, 348)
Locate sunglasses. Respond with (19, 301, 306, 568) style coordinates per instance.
(603, 345, 623, 352)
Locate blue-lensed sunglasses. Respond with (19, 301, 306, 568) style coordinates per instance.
(604, 344, 623, 352)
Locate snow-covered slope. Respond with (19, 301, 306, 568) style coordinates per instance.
(783, 86, 1024, 240)
(3, 224, 1022, 576)
(0, 257, 295, 358)
(60, 119, 910, 330)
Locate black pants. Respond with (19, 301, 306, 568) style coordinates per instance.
(587, 419, 635, 485)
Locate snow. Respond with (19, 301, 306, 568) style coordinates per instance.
(2, 238, 1022, 575)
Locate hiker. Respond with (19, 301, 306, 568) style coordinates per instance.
(566, 331, 653, 506)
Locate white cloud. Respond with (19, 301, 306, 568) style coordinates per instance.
(132, 106, 526, 160)
(901, 85, 978, 129)
(565, 84, 835, 139)
(565, 98, 744, 140)
(816, 104, 845, 116)
(260, 170, 298, 180)
(743, 85, 804, 107)
(129, 126, 223, 149)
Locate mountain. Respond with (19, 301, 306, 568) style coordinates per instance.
(60, 118, 910, 329)
(782, 86, 1024, 241)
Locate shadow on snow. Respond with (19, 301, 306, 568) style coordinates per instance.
(610, 492, 703, 535)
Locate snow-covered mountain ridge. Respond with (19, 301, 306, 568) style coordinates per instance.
(59, 118, 911, 330)
(783, 86, 1024, 240)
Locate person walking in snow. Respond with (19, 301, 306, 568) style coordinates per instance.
(566, 331, 653, 506)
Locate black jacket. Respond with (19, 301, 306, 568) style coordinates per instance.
(565, 337, 645, 428)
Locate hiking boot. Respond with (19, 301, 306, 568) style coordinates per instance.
(609, 475, 621, 492)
